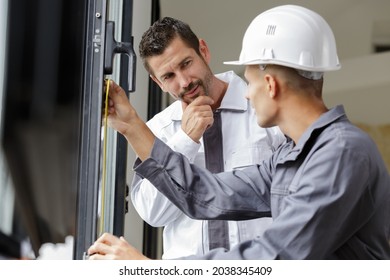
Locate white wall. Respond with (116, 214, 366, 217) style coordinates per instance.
(323, 52, 390, 125)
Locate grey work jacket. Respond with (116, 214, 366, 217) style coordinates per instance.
(134, 105, 390, 259)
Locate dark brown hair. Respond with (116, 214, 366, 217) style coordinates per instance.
(139, 17, 200, 74)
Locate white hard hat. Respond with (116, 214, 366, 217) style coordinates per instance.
(224, 5, 341, 74)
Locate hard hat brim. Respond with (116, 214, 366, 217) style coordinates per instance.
(223, 60, 243, 65)
(224, 59, 341, 72)
(223, 59, 261, 65)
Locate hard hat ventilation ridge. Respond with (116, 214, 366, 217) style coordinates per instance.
(266, 25, 276, 35)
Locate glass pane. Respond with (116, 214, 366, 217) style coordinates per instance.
(1, 0, 87, 259)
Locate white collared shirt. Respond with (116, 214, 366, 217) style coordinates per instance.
(130, 71, 285, 259)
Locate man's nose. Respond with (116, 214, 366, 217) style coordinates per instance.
(177, 72, 191, 89)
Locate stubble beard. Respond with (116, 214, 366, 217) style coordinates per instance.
(179, 71, 213, 104)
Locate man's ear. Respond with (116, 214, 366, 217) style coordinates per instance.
(264, 74, 277, 99)
(150, 75, 165, 92)
(199, 39, 211, 64)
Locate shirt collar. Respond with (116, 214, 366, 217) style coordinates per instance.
(216, 71, 248, 111)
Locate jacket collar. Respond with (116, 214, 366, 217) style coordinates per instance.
(281, 105, 347, 161)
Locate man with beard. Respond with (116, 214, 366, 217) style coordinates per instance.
(127, 17, 285, 259)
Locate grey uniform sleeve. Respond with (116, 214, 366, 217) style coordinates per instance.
(135, 134, 389, 260)
(134, 138, 272, 221)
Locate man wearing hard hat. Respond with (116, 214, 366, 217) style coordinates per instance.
(88, 5, 390, 260)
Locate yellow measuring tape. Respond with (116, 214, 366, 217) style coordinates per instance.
(99, 79, 110, 236)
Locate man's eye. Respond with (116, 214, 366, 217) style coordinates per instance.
(183, 60, 191, 67)
(163, 74, 173, 81)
